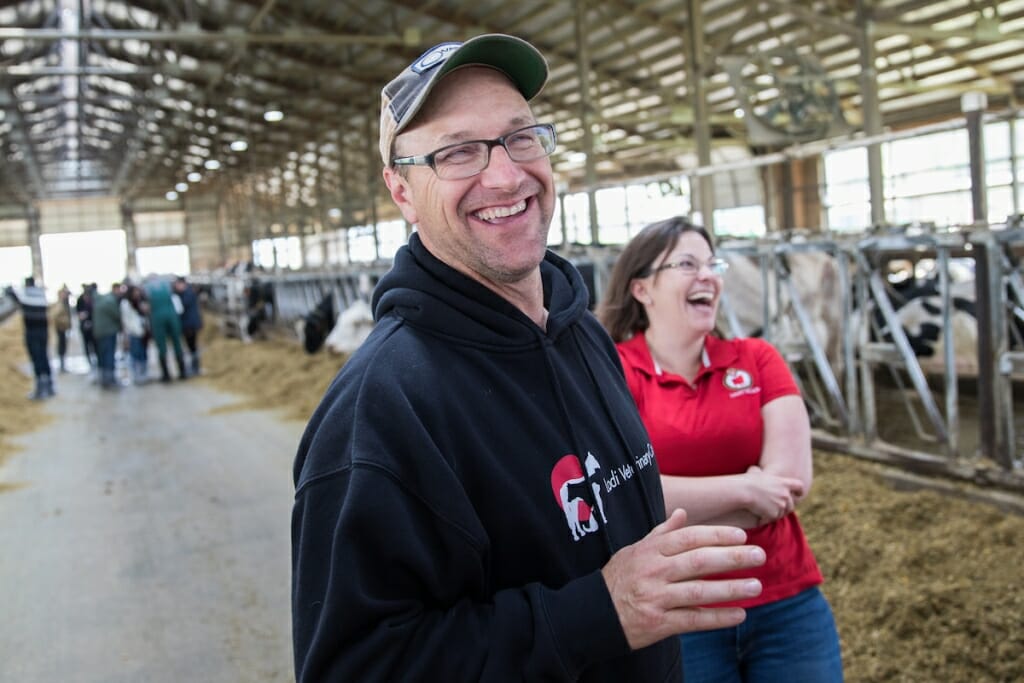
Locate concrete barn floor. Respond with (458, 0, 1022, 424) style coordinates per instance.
(0, 358, 300, 683)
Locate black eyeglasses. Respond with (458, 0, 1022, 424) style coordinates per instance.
(391, 123, 557, 180)
(644, 255, 729, 277)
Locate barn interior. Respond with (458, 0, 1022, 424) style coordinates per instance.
(2, 1, 1024, 681)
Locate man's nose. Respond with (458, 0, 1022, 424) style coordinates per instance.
(479, 145, 528, 187)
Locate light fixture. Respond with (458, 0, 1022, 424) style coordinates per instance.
(263, 108, 284, 122)
(230, 140, 248, 152)
(204, 159, 221, 170)
(187, 171, 202, 182)
(175, 182, 188, 192)
(165, 191, 178, 201)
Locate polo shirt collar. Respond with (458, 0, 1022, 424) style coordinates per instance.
(623, 331, 739, 381)
(694, 334, 740, 381)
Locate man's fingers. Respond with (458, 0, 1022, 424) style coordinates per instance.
(660, 577, 763, 609)
(655, 508, 689, 534)
(664, 544, 766, 583)
(657, 522, 750, 558)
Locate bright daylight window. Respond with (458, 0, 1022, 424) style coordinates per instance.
(823, 120, 1021, 230)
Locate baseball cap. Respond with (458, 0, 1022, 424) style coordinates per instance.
(379, 34, 549, 165)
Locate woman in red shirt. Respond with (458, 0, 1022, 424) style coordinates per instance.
(599, 216, 843, 682)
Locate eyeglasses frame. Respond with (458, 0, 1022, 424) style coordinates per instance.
(643, 256, 730, 278)
(390, 123, 557, 180)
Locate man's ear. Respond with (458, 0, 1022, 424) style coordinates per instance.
(383, 167, 418, 226)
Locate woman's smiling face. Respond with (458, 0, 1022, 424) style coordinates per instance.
(632, 230, 724, 336)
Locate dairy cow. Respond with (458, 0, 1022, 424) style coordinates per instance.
(298, 294, 336, 354)
(718, 248, 844, 368)
(323, 299, 375, 355)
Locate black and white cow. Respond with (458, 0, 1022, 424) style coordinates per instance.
(876, 272, 978, 362)
(323, 299, 375, 355)
(299, 294, 336, 354)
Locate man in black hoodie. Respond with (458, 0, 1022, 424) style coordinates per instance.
(292, 34, 767, 682)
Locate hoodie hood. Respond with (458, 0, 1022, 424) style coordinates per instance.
(372, 232, 590, 347)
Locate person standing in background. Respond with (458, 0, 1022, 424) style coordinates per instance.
(6, 276, 54, 399)
(120, 284, 150, 385)
(173, 276, 203, 376)
(144, 276, 187, 382)
(598, 216, 843, 683)
(53, 284, 72, 373)
(91, 282, 123, 390)
(75, 283, 98, 368)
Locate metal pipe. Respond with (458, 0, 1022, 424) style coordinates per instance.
(0, 28, 410, 46)
(857, 2, 887, 226)
(686, 0, 715, 234)
(937, 247, 959, 456)
(573, 0, 600, 245)
(964, 92, 989, 226)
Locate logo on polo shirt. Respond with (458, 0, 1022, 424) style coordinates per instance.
(723, 367, 753, 391)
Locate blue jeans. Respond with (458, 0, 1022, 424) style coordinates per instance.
(96, 334, 118, 386)
(680, 586, 843, 683)
(128, 335, 148, 380)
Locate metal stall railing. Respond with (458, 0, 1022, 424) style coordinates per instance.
(716, 237, 852, 435)
(715, 226, 1024, 492)
(195, 264, 389, 341)
(994, 226, 1024, 472)
(851, 231, 963, 460)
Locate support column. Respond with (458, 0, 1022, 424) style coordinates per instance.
(27, 205, 42, 283)
(573, 0, 600, 245)
(780, 160, 796, 230)
(1010, 113, 1020, 216)
(557, 182, 569, 248)
(964, 92, 1003, 464)
(857, 1, 886, 227)
(972, 231, 1008, 465)
(121, 203, 138, 277)
(964, 91, 988, 225)
(338, 133, 351, 265)
(366, 114, 380, 260)
(687, 0, 715, 234)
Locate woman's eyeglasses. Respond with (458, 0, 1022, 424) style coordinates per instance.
(645, 256, 729, 277)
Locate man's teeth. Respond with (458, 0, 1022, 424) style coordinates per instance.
(475, 200, 527, 221)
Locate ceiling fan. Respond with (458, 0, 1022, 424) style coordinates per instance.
(722, 49, 853, 146)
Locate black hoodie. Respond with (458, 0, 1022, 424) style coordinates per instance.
(292, 233, 680, 682)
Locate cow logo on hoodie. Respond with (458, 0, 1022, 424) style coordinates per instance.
(550, 452, 608, 542)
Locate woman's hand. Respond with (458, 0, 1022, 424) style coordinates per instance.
(743, 465, 805, 525)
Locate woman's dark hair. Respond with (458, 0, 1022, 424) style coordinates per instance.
(596, 216, 714, 342)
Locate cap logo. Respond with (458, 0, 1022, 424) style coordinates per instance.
(412, 43, 461, 74)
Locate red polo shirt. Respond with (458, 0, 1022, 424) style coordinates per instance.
(617, 332, 823, 608)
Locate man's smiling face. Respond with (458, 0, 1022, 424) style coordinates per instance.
(383, 66, 555, 288)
